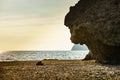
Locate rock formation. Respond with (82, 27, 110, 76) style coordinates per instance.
(65, 0, 120, 64)
(71, 44, 88, 50)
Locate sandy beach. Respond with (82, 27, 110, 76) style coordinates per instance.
(0, 60, 120, 80)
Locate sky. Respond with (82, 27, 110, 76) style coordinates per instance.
(0, 0, 79, 51)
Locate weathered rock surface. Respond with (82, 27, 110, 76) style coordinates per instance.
(65, 0, 120, 64)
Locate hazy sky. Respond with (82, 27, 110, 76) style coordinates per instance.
(0, 0, 79, 51)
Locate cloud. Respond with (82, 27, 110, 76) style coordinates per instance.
(0, 0, 79, 50)
(1, 0, 65, 16)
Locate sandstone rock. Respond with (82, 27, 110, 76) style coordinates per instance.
(64, 0, 120, 64)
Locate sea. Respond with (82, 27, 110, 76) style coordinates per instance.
(0, 51, 88, 61)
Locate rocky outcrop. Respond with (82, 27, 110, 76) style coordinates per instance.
(65, 0, 120, 64)
(71, 44, 88, 50)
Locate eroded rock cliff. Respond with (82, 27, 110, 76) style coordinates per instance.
(65, 0, 120, 64)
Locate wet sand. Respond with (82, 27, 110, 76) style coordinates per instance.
(0, 60, 120, 80)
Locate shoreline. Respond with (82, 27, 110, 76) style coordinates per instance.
(0, 60, 120, 80)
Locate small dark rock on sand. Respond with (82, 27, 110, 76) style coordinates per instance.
(36, 61, 44, 66)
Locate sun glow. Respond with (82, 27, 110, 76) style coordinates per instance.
(0, 0, 78, 51)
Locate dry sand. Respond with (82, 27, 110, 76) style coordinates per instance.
(0, 60, 120, 80)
